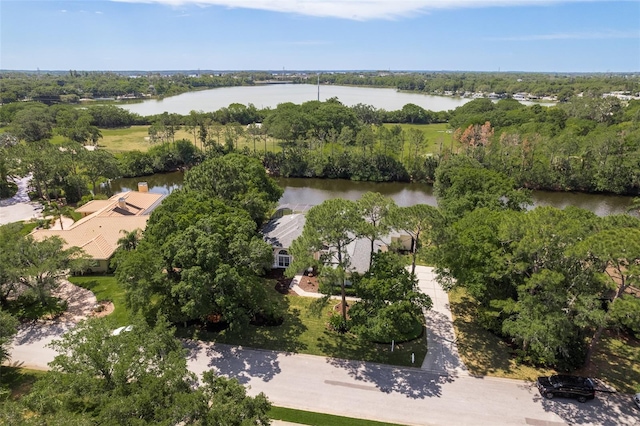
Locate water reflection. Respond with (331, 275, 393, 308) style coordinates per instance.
(105, 173, 634, 217)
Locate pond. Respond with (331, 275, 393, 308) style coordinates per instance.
(105, 173, 634, 217)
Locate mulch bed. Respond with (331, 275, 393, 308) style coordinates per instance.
(265, 269, 322, 295)
(297, 274, 319, 293)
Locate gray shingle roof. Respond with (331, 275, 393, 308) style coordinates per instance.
(262, 214, 306, 249)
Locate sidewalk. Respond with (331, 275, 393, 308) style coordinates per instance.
(289, 274, 360, 303)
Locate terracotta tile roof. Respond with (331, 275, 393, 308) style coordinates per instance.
(31, 191, 164, 261)
(32, 216, 150, 260)
(75, 200, 112, 214)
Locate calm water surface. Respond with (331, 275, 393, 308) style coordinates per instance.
(106, 173, 634, 217)
(118, 84, 473, 116)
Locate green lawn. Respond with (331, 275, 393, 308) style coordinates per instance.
(449, 287, 640, 394)
(68, 275, 129, 326)
(65, 275, 426, 367)
(0, 367, 46, 400)
(448, 287, 555, 381)
(93, 123, 457, 158)
(181, 286, 427, 368)
(269, 406, 407, 426)
(576, 330, 640, 394)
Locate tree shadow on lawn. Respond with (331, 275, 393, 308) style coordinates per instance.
(575, 330, 640, 395)
(533, 389, 638, 426)
(450, 292, 516, 377)
(182, 296, 308, 385)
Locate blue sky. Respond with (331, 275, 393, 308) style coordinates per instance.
(1, 0, 639, 72)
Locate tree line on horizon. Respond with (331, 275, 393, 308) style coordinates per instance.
(1, 70, 638, 105)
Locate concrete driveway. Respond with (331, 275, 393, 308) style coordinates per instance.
(0, 175, 43, 225)
(414, 265, 468, 376)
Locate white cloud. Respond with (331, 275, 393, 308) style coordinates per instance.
(486, 30, 640, 41)
(110, 0, 597, 21)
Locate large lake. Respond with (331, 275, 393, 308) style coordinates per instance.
(119, 84, 474, 116)
(106, 173, 634, 217)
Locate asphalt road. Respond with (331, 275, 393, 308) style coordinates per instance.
(184, 342, 638, 426)
(10, 323, 639, 426)
(7, 270, 640, 425)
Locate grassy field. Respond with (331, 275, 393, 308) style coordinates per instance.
(449, 287, 640, 394)
(99, 126, 194, 153)
(383, 122, 457, 156)
(68, 275, 129, 326)
(6, 122, 456, 157)
(92, 123, 456, 157)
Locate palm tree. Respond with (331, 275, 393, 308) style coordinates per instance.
(117, 229, 142, 251)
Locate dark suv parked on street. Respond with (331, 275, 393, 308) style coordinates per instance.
(536, 375, 596, 403)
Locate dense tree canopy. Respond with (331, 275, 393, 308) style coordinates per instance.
(116, 191, 274, 327)
(350, 252, 432, 343)
(0, 308, 18, 369)
(5, 316, 271, 425)
(0, 223, 89, 308)
(434, 203, 640, 369)
(435, 156, 532, 220)
(183, 153, 282, 224)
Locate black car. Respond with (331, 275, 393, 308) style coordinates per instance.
(536, 375, 596, 403)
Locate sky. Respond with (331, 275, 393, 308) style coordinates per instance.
(0, 0, 639, 72)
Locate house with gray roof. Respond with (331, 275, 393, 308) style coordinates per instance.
(261, 207, 414, 273)
(261, 213, 306, 269)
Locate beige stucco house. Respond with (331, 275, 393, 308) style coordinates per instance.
(31, 185, 164, 272)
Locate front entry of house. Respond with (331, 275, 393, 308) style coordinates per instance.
(275, 249, 291, 268)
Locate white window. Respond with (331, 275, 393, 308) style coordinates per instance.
(277, 249, 291, 268)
